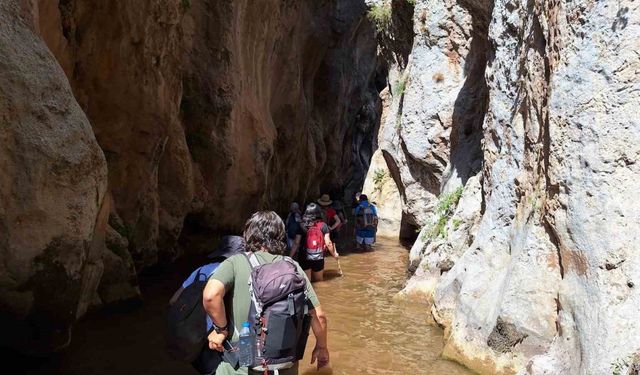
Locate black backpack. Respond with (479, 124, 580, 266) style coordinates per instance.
(285, 214, 300, 239)
(166, 269, 212, 363)
(242, 253, 311, 372)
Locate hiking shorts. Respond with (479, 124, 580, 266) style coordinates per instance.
(356, 236, 375, 245)
(302, 258, 324, 272)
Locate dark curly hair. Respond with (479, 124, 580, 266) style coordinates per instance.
(243, 211, 287, 255)
(302, 202, 324, 231)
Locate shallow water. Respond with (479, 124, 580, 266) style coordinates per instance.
(15, 237, 470, 375)
(297, 237, 470, 375)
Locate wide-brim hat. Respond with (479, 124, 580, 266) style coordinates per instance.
(317, 194, 333, 206)
(208, 235, 245, 261)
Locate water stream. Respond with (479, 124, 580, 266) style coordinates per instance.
(298, 237, 470, 375)
(19, 238, 470, 375)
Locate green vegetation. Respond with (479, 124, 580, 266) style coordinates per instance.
(421, 186, 464, 241)
(181, 0, 191, 9)
(611, 355, 633, 375)
(452, 218, 462, 230)
(394, 70, 410, 97)
(372, 168, 388, 194)
(367, 3, 392, 33)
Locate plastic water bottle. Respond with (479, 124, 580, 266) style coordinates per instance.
(238, 322, 255, 367)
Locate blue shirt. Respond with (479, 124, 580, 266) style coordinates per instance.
(182, 263, 220, 331)
(354, 202, 378, 238)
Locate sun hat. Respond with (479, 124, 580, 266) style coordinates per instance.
(207, 235, 245, 261)
(317, 194, 333, 206)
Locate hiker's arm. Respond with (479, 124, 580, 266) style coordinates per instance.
(329, 215, 341, 231)
(290, 234, 301, 258)
(324, 233, 338, 257)
(310, 306, 330, 369)
(202, 279, 228, 351)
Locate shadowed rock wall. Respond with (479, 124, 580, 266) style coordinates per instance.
(1, 0, 381, 353)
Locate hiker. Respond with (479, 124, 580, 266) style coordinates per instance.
(354, 194, 378, 251)
(300, 203, 338, 282)
(203, 211, 331, 374)
(285, 202, 302, 252)
(167, 235, 245, 375)
(351, 192, 361, 216)
(331, 198, 347, 232)
(317, 194, 342, 242)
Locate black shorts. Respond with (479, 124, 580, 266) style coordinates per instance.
(302, 258, 324, 272)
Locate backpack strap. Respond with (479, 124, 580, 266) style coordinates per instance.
(242, 252, 261, 269)
(241, 252, 264, 316)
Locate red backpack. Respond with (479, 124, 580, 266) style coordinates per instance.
(305, 222, 325, 260)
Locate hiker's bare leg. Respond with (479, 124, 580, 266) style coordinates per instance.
(312, 270, 324, 282)
(305, 269, 312, 281)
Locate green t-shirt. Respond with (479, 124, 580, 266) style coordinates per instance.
(211, 252, 320, 375)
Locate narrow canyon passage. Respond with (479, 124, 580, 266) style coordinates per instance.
(3, 0, 640, 374)
(16, 236, 470, 375)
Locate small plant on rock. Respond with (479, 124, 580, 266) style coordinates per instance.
(394, 70, 410, 97)
(367, 3, 392, 33)
(421, 186, 464, 241)
(372, 168, 388, 194)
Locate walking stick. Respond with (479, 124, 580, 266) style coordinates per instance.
(336, 257, 344, 277)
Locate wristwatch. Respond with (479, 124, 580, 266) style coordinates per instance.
(213, 324, 229, 336)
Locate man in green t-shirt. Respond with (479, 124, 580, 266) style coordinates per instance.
(203, 211, 330, 375)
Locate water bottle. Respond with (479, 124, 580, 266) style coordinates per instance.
(238, 321, 255, 367)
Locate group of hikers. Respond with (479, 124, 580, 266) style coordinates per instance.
(166, 193, 378, 375)
(284, 192, 379, 282)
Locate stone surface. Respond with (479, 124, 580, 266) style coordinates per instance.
(0, 0, 108, 353)
(378, 0, 640, 374)
(1, 0, 382, 354)
(362, 88, 403, 238)
(34, 0, 382, 269)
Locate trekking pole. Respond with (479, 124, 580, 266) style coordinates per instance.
(336, 257, 344, 277)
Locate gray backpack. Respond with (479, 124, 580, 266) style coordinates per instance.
(242, 253, 311, 372)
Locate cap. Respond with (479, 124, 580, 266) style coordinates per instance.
(208, 235, 245, 261)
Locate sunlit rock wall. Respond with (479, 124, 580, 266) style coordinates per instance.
(377, 0, 640, 373)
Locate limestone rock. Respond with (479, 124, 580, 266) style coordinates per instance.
(379, 0, 640, 373)
(362, 88, 402, 238)
(0, 0, 108, 353)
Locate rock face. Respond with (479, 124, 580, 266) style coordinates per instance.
(1, 0, 381, 353)
(0, 0, 108, 353)
(33, 0, 381, 267)
(361, 89, 403, 238)
(377, 0, 640, 373)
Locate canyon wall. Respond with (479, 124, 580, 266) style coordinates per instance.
(375, 0, 640, 373)
(1, 0, 381, 353)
